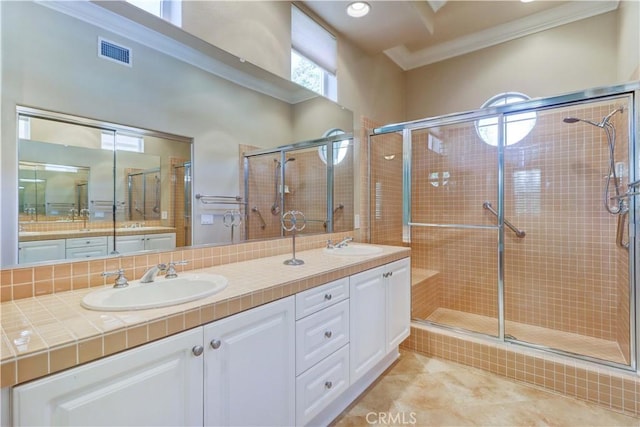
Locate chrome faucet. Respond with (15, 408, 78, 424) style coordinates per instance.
(102, 269, 129, 288)
(139, 264, 167, 283)
(165, 261, 189, 278)
(335, 237, 353, 248)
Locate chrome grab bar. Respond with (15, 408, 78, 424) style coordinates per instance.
(617, 209, 629, 249)
(482, 201, 526, 238)
(251, 206, 266, 229)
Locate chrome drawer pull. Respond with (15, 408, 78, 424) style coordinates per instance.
(210, 339, 222, 349)
(324, 331, 332, 339)
(324, 293, 332, 300)
(325, 381, 333, 389)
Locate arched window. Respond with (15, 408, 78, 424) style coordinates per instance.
(319, 129, 349, 165)
(476, 92, 536, 146)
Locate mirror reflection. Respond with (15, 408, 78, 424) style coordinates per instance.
(17, 111, 192, 264)
(2, 1, 354, 267)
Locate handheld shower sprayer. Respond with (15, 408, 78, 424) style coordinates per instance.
(562, 106, 625, 215)
(271, 157, 296, 215)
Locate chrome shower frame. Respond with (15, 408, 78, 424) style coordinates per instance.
(243, 132, 353, 237)
(369, 81, 640, 372)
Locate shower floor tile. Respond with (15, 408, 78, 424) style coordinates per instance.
(426, 308, 627, 364)
(332, 350, 639, 426)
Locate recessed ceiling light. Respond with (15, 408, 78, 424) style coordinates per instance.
(347, 2, 370, 18)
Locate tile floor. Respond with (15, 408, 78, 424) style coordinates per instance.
(332, 350, 640, 426)
(427, 308, 627, 364)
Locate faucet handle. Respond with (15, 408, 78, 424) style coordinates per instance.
(102, 269, 129, 288)
(326, 239, 334, 249)
(166, 260, 188, 279)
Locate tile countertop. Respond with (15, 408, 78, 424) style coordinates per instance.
(18, 226, 177, 242)
(0, 244, 410, 387)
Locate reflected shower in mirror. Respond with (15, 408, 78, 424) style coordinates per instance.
(16, 108, 193, 265)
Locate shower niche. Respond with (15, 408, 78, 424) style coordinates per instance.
(370, 85, 637, 370)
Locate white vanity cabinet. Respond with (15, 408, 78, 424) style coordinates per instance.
(65, 236, 108, 259)
(350, 258, 411, 383)
(203, 296, 295, 427)
(12, 328, 204, 426)
(295, 278, 351, 426)
(17, 239, 66, 263)
(108, 232, 176, 254)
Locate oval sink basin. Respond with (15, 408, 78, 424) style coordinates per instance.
(324, 245, 383, 256)
(81, 273, 228, 311)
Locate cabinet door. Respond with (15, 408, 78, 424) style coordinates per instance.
(386, 258, 411, 351)
(18, 239, 66, 264)
(144, 233, 176, 251)
(349, 265, 386, 383)
(13, 328, 204, 426)
(109, 235, 145, 255)
(204, 296, 295, 427)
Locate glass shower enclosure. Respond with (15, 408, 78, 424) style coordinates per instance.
(243, 133, 355, 241)
(370, 83, 638, 369)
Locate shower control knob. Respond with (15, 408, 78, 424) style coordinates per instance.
(192, 345, 204, 356)
(210, 339, 222, 349)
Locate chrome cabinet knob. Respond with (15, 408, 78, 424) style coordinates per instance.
(192, 345, 204, 356)
(325, 381, 333, 389)
(210, 339, 222, 349)
(324, 293, 332, 300)
(324, 331, 332, 339)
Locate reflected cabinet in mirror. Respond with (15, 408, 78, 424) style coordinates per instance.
(16, 109, 193, 265)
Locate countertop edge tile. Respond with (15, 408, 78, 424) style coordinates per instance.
(0, 244, 410, 387)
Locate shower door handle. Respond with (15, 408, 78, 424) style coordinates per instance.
(482, 201, 526, 238)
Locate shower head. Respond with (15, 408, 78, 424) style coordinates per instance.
(284, 157, 295, 164)
(562, 106, 624, 128)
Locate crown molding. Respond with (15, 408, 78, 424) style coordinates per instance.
(35, 1, 315, 104)
(385, 0, 620, 71)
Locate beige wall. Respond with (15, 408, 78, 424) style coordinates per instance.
(617, 0, 640, 81)
(182, 1, 292, 80)
(405, 12, 620, 120)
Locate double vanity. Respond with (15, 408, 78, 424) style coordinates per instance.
(3, 242, 410, 426)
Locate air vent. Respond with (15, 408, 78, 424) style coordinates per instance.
(98, 37, 132, 67)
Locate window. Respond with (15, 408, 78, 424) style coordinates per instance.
(101, 132, 145, 153)
(319, 129, 349, 165)
(18, 116, 31, 139)
(126, 0, 182, 26)
(291, 6, 337, 101)
(476, 92, 536, 146)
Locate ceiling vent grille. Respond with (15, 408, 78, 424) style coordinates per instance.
(98, 37, 132, 67)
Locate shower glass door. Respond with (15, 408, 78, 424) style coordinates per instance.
(503, 95, 634, 367)
(408, 118, 501, 338)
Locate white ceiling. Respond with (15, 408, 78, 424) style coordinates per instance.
(301, 0, 620, 70)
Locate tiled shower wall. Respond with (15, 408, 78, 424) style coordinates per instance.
(243, 142, 354, 240)
(370, 99, 632, 353)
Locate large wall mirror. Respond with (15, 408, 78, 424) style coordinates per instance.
(16, 108, 193, 265)
(0, 1, 354, 267)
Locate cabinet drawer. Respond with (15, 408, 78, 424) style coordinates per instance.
(295, 277, 349, 320)
(66, 236, 107, 248)
(296, 299, 349, 375)
(66, 246, 107, 259)
(296, 344, 349, 426)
